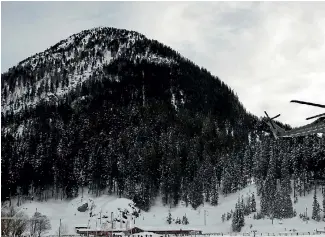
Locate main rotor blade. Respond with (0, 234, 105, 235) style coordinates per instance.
(264, 111, 276, 129)
(290, 100, 325, 109)
(264, 111, 270, 118)
(271, 114, 281, 120)
(306, 112, 325, 120)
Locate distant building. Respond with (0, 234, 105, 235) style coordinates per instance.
(76, 228, 125, 236)
(76, 226, 202, 236)
(316, 228, 325, 234)
(132, 226, 202, 235)
(75, 224, 89, 233)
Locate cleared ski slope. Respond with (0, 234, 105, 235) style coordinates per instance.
(7, 184, 325, 236)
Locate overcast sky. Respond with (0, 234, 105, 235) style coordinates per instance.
(2, 1, 325, 127)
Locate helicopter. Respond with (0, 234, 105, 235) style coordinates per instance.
(264, 100, 325, 139)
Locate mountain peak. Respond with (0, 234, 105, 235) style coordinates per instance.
(1, 27, 177, 115)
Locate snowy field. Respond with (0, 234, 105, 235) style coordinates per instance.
(7, 184, 325, 236)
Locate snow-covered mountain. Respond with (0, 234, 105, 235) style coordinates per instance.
(3, 27, 324, 237)
(1, 26, 262, 211)
(1, 27, 177, 115)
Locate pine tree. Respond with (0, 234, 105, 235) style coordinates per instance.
(262, 142, 277, 217)
(244, 195, 251, 215)
(232, 203, 240, 232)
(166, 211, 172, 224)
(238, 198, 245, 228)
(50, 82, 54, 93)
(211, 186, 219, 206)
(222, 160, 234, 195)
(251, 193, 257, 212)
(232, 198, 245, 232)
(273, 190, 282, 219)
(281, 157, 292, 194)
(312, 187, 321, 221)
(211, 171, 219, 206)
(189, 175, 204, 209)
(279, 157, 294, 219)
(45, 79, 49, 93)
(260, 188, 268, 216)
(252, 142, 263, 196)
(280, 189, 294, 218)
(323, 190, 325, 220)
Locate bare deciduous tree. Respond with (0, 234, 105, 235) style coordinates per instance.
(1, 206, 29, 237)
(29, 212, 51, 237)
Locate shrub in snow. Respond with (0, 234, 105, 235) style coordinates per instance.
(77, 203, 88, 212)
(182, 215, 189, 225)
(166, 211, 172, 225)
(254, 211, 264, 220)
(221, 213, 226, 223)
(226, 212, 232, 221)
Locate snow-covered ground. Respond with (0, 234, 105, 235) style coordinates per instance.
(7, 184, 325, 236)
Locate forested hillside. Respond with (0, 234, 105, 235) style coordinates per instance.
(1, 27, 324, 216)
